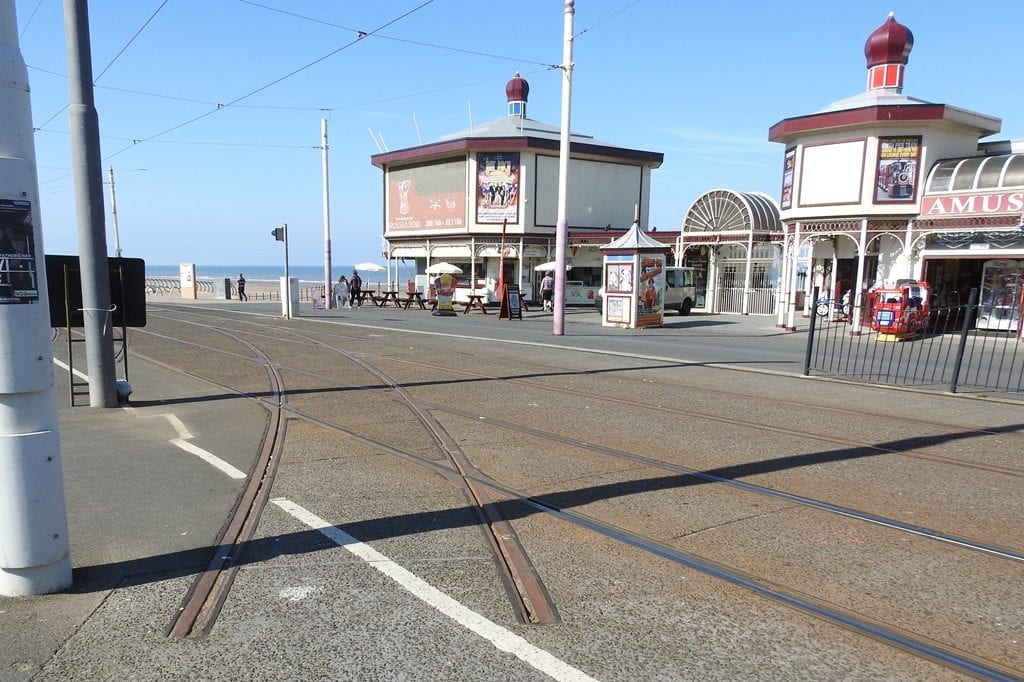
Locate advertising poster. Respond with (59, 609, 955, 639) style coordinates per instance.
(637, 255, 665, 327)
(605, 259, 634, 294)
(780, 148, 795, 209)
(387, 160, 466, 231)
(606, 296, 629, 323)
(875, 136, 920, 202)
(476, 152, 519, 224)
(0, 199, 39, 304)
(434, 272, 457, 313)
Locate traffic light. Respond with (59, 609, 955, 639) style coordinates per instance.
(271, 226, 285, 241)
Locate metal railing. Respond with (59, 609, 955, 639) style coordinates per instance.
(804, 287, 1023, 398)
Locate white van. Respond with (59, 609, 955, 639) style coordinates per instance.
(664, 266, 696, 315)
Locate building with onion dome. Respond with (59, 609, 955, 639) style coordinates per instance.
(765, 12, 1022, 332)
(370, 73, 664, 303)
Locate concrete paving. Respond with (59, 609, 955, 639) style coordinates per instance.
(2, 299, 1019, 681)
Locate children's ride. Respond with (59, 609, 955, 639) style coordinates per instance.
(870, 280, 930, 340)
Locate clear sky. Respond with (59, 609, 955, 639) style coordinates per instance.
(13, 0, 1024, 267)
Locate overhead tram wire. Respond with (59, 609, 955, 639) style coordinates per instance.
(33, 0, 172, 130)
(102, 0, 437, 161)
(237, 0, 555, 68)
(573, 0, 645, 39)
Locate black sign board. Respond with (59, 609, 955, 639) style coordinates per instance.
(498, 283, 523, 320)
(45, 255, 147, 328)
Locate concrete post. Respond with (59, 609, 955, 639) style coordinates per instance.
(0, 0, 73, 596)
(63, 0, 117, 408)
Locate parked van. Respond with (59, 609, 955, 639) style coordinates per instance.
(664, 266, 696, 315)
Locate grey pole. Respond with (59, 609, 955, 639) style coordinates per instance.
(0, 0, 73, 596)
(63, 0, 117, 407)
(321, 120, 332, 309)
(552, 0, 575, 335)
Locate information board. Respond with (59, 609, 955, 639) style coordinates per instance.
(498, 284, 523, 320)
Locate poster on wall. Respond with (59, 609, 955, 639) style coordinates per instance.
(874, 136, 920, 203)
(387, 159, 466, 231)
(0, 199, 39, 304)
(476, 152, 519, 224)
(780, 148, 796, 209)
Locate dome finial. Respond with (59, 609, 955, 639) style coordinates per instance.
(864, 12, 914, 92)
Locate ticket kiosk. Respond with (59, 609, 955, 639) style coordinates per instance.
(599, 223, 669, 329)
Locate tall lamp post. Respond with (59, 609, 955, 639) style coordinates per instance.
(553, 0, 575, 336)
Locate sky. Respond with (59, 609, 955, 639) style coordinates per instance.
(12, 0, 1024, 267)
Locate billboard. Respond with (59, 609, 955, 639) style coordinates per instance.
(476, 152, 519, 224)
(875, 136, 920, 203)
(387, 159, 466, 232)
(0, 199, 39, 304)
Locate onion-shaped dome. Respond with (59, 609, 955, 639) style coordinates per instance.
(864, 12, 914, 68)
(505, 72, 529, 103)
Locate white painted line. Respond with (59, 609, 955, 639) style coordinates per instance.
(271, 497, 598, 682)
(171, 438, 247, 479)
(55, 361, 245, 481)
(52, 358, 89, 382)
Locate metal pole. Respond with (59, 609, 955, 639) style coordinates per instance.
(63, 0, 117, 407)
(283, 224, 291, 319)
(108, 166, 121, 258)
(0, 0, 73, 596)
(948, 287, 978, 394)
(803, 287, 820, 375)
(552, 0, 574, 336)
(321, 119, 331, 308)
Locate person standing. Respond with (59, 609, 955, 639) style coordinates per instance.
(237, 273, 248, 301)
(334, 275, 350, 308)
(540, 272, 555, 311)
(349, 271, 362, 307)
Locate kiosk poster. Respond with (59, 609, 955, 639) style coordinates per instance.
(875, 136, 920, 202)
(637, 255, 665, 327)
(0, 199, 39, 304)
(780, 148, 795, 209)
(476, 152, 519, 224)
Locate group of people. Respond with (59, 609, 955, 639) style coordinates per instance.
(332, 271, 362, 308)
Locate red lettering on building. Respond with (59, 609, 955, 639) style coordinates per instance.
(922, 191, 1024, 216)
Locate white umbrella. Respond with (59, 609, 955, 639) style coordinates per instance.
(353, 261, 386, 272)
(426, 262, 463, 274)
(534, 261, 572, 272)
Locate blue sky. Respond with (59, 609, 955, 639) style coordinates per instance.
(14, 0, 1024, 267)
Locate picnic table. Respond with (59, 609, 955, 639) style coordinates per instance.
(461, 294, 489, 315)
(376, 290, 402, 308)
(402, 292, 427, 310)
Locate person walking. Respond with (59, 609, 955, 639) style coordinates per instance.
(349, 271, 363, 307)
(237, 273, 248, 302)
(334, 275, 350, 309)
(540, 272, 555, 312)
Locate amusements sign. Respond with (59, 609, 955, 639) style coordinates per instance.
(476, 152, 520, 224)
(0, 199, 39, 304)
(874, 136, 920, 203)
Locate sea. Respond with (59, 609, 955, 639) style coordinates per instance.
(144, 264, 394, 286)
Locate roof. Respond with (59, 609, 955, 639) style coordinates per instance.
(600, 223, 668, 251)
(768, 103, 1001, 143)
(924, 153, 1024, 194)
(371, 116, 664, 168)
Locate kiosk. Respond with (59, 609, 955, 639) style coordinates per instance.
(599, 222, 669, 329)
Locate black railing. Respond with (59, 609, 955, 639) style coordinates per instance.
(804, 287, 1024, 398)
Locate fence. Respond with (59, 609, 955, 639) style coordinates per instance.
(804, 288, 1024, 398)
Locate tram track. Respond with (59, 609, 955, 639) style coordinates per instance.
(128, 310, 1022, 678)
(135, 317, 559, 632)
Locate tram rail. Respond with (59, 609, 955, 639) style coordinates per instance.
(109, 307, 1023, 678)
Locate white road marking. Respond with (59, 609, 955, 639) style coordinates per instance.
(170, 437, 247, 479)
(271, 497, 598, 682)
(54, 359, 245, 480)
